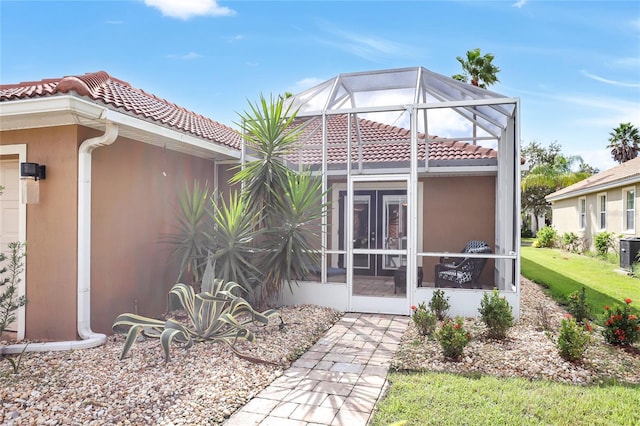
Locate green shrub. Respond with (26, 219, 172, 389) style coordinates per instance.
(478, 289, 514, 339)
(562, 232, 583, 253)
(602, 298, 640, 346)
(534, 226, 558, 248)
(593, 231, 616, 258)
(411, 302, 437, 336)
(428, 289, 450, 321)
(566, 287, 591, 323)
(557, 315, 592, 362)
(435, 317, 471, 359)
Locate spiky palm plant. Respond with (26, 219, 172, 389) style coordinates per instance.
(208, 191, 261, 293)
(161, 181, 212, 286)
(259, 171, 327, 297)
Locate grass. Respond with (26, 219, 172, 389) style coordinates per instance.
(521, 246, 640, 316)
(372, 372, 640, 426)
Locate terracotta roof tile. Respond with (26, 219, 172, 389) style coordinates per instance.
(2, 71, 498, 165)
(0, 71, 242, 150)
(288, 114, 497, 165)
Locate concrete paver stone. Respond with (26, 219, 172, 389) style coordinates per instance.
(223, 313, 408, 426)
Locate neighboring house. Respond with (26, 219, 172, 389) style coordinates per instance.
(546, 157, 640, 249)
(0, 67, 521, 349)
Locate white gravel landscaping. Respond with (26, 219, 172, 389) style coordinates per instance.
(392, 277, 640, 385)
(0, 305, 341, 425)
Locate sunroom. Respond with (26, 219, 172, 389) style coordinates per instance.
(260, 67, 521, 319)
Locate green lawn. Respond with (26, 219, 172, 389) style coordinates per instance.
(372, 372, 640, 426)
(521, 246, 640, 316)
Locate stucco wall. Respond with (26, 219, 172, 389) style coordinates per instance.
(1, 126, 79, 340)
(1, 125, 223, 339)
(91, 133, 217, 334)
(550, 184, 640, 249)
(421, 175, 496, 285)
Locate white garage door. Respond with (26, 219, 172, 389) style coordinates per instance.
(0, 158, 20, 332)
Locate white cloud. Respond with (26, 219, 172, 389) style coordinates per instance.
(512, 0, 528, 8)
(227, 34, 245, 43)
(555, 94, 640, 128)
(294, 77, 324, 91)
(317, 22, 419, 61)
(167, 52, 202, 60)
(144, 0, 235, 20)
(613, 56, 640, 69)
(576, 149, 616, 172)
(580, 70, 640, 88)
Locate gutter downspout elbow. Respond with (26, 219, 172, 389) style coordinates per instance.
(1, 121, 118, 355)
(77, 122, 119, 343)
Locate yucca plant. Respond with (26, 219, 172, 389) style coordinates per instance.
(208, 191, 261, 294)
(229, 94, 327, 303)
(230, 93, 304, 218)
(160, 181, 213, 286)
(112, 262, 281, 363)
(259, 170, 327, 297)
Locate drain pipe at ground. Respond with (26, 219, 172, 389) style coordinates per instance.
(1, 120, 118, 354)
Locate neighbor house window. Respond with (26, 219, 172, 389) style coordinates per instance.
(579, 197, 586, 230)
(598, 193, 607, 230)
(624, 187, 635, 232)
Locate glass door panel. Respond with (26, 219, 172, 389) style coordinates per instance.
(382, 194, 407, 271)
(353, 195, 372, 269)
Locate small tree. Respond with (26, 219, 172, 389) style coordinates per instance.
(0, 242, 27, 336)
(608, 122, 640, 164)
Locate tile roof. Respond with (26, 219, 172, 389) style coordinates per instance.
(0, 71, 242, 150)
(1, 71, 497, 165)
(286, 114, 497, 165)
(547, 156, 640, 200)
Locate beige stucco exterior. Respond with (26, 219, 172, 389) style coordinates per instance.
(421, 175, 496, 284)
(1, 125, 227, 339)
(549, 184, 639, 249)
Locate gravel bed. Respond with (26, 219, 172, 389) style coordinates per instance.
(0, 305, 341, 425)
(392, 277, 640, 385)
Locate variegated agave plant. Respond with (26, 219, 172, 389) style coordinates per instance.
(112, 267, 281, 363)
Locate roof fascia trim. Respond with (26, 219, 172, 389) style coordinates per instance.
(546, 176, 640, 202)
(0, 96, 240, 159)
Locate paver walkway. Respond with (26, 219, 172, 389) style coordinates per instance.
(224, 313, 409, 426)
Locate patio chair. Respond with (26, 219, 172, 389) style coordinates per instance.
(434, 245, 491, 289)
(438, 240, 490, 266)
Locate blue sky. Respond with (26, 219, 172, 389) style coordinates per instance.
(2, 0, 639, 171)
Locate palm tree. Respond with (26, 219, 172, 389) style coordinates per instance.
(452, 48, 500, 89)
(452, 48, 501, 145)
(608, 122, 640, 164)
(521, 154, 591, 230)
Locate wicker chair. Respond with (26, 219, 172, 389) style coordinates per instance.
(434, 243, 491, 289)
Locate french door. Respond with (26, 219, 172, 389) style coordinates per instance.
(339, 190, 407, 276)
(344, 176, 411, 314)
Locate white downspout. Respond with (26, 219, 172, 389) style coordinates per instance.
(77, 121, 119, 341)
(1, 121, 118, 354)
